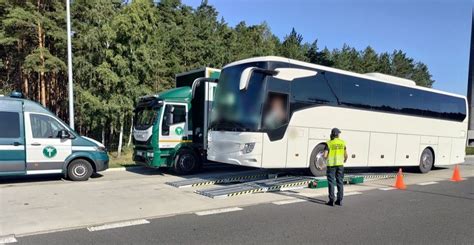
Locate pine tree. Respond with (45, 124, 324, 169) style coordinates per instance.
(279, 28, 307, 61)
(360, 46, 378, 73)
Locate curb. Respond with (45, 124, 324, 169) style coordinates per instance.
(105, 166, 146, 172)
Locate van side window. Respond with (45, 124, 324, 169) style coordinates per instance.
(30, 114, 66, 139)
(0, 112, 20, 138)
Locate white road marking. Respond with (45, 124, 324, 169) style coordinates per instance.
(417, 181, 438, 186)
(195, 207, 243, 216)
(87, 219, 150, 232)
(273, 199, 307, 205)
(0, 234, 17, 244)
(379, 187, 396, 191)
(297, 193, 325, 198)
(280, 186, 307, 191)
(344, 191, 363, 196)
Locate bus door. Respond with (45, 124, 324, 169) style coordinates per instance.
(261, 92, 290, 168)
(0, 100, 26, 174)
(159, 103, 188, 149)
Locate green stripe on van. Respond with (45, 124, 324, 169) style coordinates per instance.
(0, 150, 26, 161)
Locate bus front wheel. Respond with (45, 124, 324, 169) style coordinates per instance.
(309, 144, 327, 177)
(419, 148, 434, 173)
(173, 149, 202, 175)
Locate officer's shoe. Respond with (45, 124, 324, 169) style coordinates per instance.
(335, 200, 342, 206)
(325, 201, 334, 206)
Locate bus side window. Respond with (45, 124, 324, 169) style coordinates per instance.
(263, 92, 289, 130)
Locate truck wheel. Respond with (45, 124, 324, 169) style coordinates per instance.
(419, 148, 434, 173)
(67, 159, 93, 181)
(173, 149, 202, 175)
(309, 144, 327, 177)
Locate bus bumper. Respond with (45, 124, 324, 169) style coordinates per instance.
(207, 131, 263, 168)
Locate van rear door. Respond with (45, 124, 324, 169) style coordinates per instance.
(0, 100, 26, 174)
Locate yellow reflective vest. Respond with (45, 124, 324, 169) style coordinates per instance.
(326, 138, 346, 167)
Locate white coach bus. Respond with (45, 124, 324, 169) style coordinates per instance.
(207, 56, 467, 176)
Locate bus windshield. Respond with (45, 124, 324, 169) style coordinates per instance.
(211, 62, 268, 131)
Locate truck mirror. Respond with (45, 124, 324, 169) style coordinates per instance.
(166, 115, 173, 126)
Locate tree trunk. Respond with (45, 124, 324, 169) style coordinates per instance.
(101, 127, 105, 145)
(17, 38, 28, 97)
(117, 121, 124, 158)
(109, 124, 114, 147)
(23, 74, 28, 97)
(38, 21, 46, 106)
(127, 115, 133, 147)
(37, 0, 46, 106)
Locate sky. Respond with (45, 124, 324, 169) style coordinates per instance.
(182, 0, 472, 95)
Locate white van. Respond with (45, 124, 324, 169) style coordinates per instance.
(0, 93, 109, 181)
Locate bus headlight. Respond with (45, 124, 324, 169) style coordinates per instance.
(241, 143, 255, 154)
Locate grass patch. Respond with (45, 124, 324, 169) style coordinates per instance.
(108, 147, 137, 168)
(466, 147, 474, 155)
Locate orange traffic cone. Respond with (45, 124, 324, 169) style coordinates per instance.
(394, 168, 406, 190)
(450, 165, 463, 182)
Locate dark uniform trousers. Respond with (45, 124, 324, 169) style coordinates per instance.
(327, 166, 344, 202)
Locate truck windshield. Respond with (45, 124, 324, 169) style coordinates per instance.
(211, 62, 267, 131)
(135, 107, 159, 130)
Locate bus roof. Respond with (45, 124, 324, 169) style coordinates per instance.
(223, 56, 465, 100)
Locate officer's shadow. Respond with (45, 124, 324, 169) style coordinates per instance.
(274, 190, 328, 205)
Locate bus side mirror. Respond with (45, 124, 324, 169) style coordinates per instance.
(240, 67, 279, 90)
(239, 67, 255, 90)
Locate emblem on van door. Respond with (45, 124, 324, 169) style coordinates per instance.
(175, 127, 184, 136)
(43, 146, 57, 158)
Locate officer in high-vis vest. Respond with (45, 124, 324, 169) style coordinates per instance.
(324, 128, 348, 206)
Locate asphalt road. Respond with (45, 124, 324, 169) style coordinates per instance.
(16, 177, 474, 245)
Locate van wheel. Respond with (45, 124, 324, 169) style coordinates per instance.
(309, 144, 327, 177)
(173, 149, 202, 175)
(419, 148, 434, 173)
(67, 159, 93, 181)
